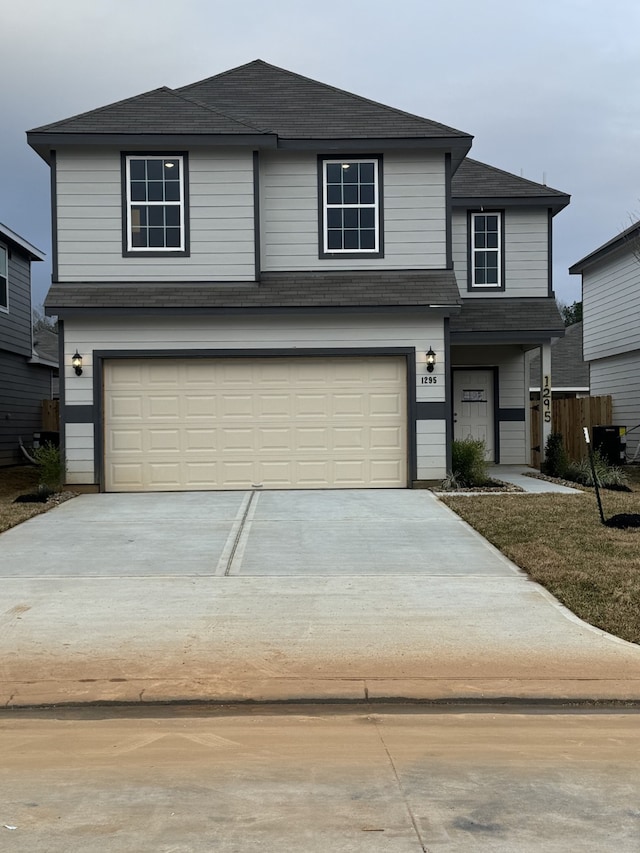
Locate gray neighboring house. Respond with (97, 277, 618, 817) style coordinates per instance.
(570, 222, 640, 458)
(0, 222, 56, 466)
(27, 60, 570, 491)
(529, 322, 589, 399)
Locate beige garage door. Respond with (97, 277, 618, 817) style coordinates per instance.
(104, 356, 407, 491)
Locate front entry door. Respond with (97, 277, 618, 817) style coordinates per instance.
(453, 370, 495, 461)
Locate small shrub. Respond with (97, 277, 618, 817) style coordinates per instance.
(564, 451, 630, 490)
(541, 432, 569, 478)
(33, 442, 66, 492)
(450, 438, 490, 488)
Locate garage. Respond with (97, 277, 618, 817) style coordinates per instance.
(103, 356, 407, 491)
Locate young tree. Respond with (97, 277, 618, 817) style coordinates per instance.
(557, 300, 582, 327)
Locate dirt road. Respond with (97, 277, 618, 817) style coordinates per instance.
(1, 705, 639, 851)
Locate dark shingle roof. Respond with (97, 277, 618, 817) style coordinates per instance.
(45, 270, 461, 315)
(30, 87, 266, 135)
(529, 322, 588, 390)
(452, 159, 570, 212)
(177, 60, 470, 140)
(29, 60, 471, 145)
(450, 298, 565, 339)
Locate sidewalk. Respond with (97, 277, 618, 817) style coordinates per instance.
(2, 488, 639, 708)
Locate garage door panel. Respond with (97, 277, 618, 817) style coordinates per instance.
(104, 357, 407, 491)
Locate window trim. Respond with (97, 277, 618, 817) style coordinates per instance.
(0, 243, 8, 312)
(317, 154, 384, 259)
(121, 152, 190, 257)
(467, 209, 505, 291)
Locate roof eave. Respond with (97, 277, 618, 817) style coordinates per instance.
(569, 223, 640, 274)
(453, 195, 570, 215)
(0, 222, 45, 260)
(27, 131, 279, 162)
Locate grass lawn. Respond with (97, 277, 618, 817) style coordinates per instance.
(441, 466, 640, 645)
(0, 465, 63, 534)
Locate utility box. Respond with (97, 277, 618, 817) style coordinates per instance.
(592, 425, 626, 466)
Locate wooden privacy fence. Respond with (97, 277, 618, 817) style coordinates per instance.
(531, 395, 612, 467)
(41, 399, 60, 432)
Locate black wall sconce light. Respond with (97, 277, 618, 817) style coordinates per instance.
(72, 350, 83, 376)
(426, 347, 436, 373)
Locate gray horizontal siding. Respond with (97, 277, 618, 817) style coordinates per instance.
(590, 351, 640, 458)
(582, 247, 640, 361)
(0, 351, 54, 465)
(56, 148, 256, 282)
(452, 208, 549, 297)
(0, 247, 33, 357)
(260, 151, 446, 271)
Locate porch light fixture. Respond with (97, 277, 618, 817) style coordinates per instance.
(72, 350, 83, 376)
(425, 347, 436, 373)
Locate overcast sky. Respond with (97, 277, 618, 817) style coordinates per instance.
(3, 0, 640, 309)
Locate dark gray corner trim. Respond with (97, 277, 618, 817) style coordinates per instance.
(445, 153, 453, 269)
(120, 152, 190, 258)
(253, 151, 261, 281)
(498, 407, 526, 422)
(93, 358, 104, 491)
(406, 354, 417, 485)
(58, 320, 65, 461)
(64, 404, 94, 423)
(493, 369, 500, 463)
(50, 150, 58, 283)
(547, 208, 553, 297)
(444, 318, 453, 473)
(466, 209, 506, 292)
(317, 153, 384, 260)
(416, 402, 447, 420)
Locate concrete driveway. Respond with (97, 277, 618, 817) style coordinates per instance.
(2, 489, 640, 706)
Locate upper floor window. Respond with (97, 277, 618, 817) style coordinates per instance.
(0, 245, 7, 311)
(123, 155, 189, 255)
(470, 211, 503, 289)
(319, 157, 383, 258)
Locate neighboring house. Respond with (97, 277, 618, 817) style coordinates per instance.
(0, 222, 54, 466)
(27, 60, 569, 491)
(529, 322, 589, 399)
(570, 222, 640, 459)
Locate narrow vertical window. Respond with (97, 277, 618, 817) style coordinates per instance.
(0, 245, 7, 310)
(471, 212, 502, 287)
(321, 158, 382, 256)
(125, 155, 186, 253)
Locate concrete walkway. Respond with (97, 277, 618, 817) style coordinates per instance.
(488, 465, 583, 494)
(1, 488, 639, 707)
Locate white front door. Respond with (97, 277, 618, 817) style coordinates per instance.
(453, 370, 495, 461)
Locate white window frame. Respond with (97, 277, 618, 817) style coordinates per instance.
(0, 244, 8, 312)
(470, 211, 502, 288)
(322, 158, 380, 255)
(125, 155, 186, 253)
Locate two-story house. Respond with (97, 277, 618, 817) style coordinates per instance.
(27, 60, 569, 491)
(0, 223, 56, 466)
(570, 221, 640, 460)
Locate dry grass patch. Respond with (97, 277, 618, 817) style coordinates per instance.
(0, 465, 69, 534)
(442, 481, 640, 645)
